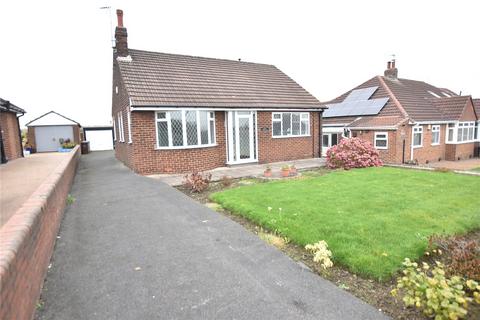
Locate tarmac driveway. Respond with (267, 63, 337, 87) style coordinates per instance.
(36, 151, 387, 319)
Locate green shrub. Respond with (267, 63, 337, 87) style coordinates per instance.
(392, 258, 480, 319)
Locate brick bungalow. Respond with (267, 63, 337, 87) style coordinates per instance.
(322, 60, 479, 164)
(111, 10, 325, 175)
(474, 99, 480, 157)
(0, 98, 25, 164)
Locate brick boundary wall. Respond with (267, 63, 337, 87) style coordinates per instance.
(0, 146, 81, 320)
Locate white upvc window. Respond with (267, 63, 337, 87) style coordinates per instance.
(476, 122, 480, 141)
(127, 111, 132, 143)
(446, 123, 456, 143)
(272, 112, 310, 138)
(118, 112, 125, 142)
(112, 116, 117, 141)
(374, 132, 388, 149)
(412, 126, 423, 148)
(431, 125, 440, 145)
(457, 121, 476, 143)
(155, 110, 216, 149)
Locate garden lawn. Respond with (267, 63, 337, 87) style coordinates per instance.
(472, 167, 480, 172)
(210, 167, 480, 280)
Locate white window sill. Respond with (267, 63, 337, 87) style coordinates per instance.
(155, 143, 217, 150)
(445, 141, 477, 145)
(413, 145, 423, 149)
(272, 134, 311, 139)
(431, 143, 440, 146)
(375, 146, 388, 150)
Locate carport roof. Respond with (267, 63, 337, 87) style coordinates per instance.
(0, 98, 26, 114)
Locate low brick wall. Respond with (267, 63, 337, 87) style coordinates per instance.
(0, 146, 80, 320)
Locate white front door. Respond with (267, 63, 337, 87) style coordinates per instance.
(227, 111, 257, 164)
(322, 132, 340, 157)
(35, 126, 74, 152)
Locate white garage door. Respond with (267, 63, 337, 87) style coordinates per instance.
(85, 129, 113, 151)
(35, 126, 74, 152)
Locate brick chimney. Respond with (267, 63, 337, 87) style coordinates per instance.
(115, 9, 128, 57)
(384, 59, 398, 79)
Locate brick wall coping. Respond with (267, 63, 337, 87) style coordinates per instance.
(0, 146, 80, 320)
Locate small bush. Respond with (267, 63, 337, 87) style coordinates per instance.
(429, 235, 480, 281)
(305, 240, 333, 269)
(183, 171, 212, 193)
(392, 258, 480, 319)
(326, 138, 382, 170)
(220, 175, 234, 187)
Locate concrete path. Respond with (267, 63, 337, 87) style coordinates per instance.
(0, 152, 70, 227)
(149, 157, 326, 186)
(36, 152, 386, 320)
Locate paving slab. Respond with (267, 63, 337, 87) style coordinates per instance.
(426, 158, 480, 171)
(36, 151, 387, 320)
(0, 152, 70, 227)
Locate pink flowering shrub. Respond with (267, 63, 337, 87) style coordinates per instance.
(326, 137, 383, 170)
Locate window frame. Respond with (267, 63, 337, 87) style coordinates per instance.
(155, 110, 216, 149)
(271, 112, 310, 138)
(127, 111, 132, 143)
(412, 125, 423, 148)
(118, 112, 125, 142)
(431, 125, 440, 145)
(112, 116, 117, 141)
(446, 121, 477, 144)
(374, 132, 388, 150)
(457, 121, 476, 143)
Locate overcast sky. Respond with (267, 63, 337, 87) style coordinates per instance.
(1, 0, 478, 127)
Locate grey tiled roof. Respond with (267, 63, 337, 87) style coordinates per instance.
(117, 49, 324, 109)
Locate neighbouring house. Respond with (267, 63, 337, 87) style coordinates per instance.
(322, 60, 479, 164)
(0, 98, 25, 164)
(26, 111, 82, 153)
(474, 99, 480, 157)
(111, 10, 325, 175)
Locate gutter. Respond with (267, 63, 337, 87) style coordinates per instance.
(319, 110, 323, 157)
(410, 126, 414, 162)
(131, 106, 326, 112)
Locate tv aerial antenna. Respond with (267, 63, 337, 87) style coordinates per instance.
(100, 6, 115, 48)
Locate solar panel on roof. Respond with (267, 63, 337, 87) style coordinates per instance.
(323, 97, 388, 118)
(344, 86, 378, 102)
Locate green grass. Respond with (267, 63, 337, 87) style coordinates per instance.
(471, 167, 480, 172)
(210, 167, 480, 280)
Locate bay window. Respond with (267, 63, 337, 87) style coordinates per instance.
(412, 126, 423, 148)
(272, 112, 310, 137)
(431, 125, 440, 145)
(156, 110, 215, 148)
(456, 122, 476, 143)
